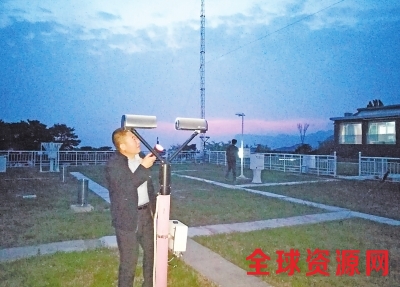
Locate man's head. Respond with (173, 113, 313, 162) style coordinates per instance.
(112, 128, 141, 158)
(232, 139, 237, 145)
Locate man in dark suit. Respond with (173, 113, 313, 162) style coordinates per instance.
(106, 128, 157, 287)
(225, 139, 239, 184)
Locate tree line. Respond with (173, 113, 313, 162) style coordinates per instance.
(0, 119, 81, 151)
(0, 119, 333, 153)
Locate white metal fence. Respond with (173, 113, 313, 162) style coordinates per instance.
(0, 150, 206, 167)
(206, 151, 337, 176)
(4, 149, 400, 179)
(0, 151, 115, 167)
(359, 152, 400, 178)
(0, 150, 337, 177)
(167, 151, 203, 164)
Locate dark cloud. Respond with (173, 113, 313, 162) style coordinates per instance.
(97, 11, 120, 21)
(39, 7, 52, 14)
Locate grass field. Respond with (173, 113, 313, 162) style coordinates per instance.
(195, 219, 399, 287)
(68, 165, 325, 227)
(251, 179, 400, 220)
(0, 167, 113, 248)
(0, 248, 217, 287)
(0, 163, 399, 286)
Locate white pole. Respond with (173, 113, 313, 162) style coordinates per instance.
(236, 113, 246, 179)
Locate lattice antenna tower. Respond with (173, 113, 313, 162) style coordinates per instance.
(200, 0, 205, 120)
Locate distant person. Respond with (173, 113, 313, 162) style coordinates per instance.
(106, 128, 157, 287)
(225, 139, 239, 183)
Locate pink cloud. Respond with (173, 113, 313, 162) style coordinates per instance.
(205, 118, 332, 136)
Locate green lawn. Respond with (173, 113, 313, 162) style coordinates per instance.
(171, 163, 324, 184)
(70, 164, 325, 227)
(194, 218, 399, 287)
(0, 249, 217, 287)
(0, 168, 112, 248)
(251, 179, 400, 220)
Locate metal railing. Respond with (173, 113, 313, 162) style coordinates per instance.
(359, 152, 400, 177)
(206, 151, 337, 176)
(5, 149, 400, 180)
(0, 150, 337, 177)
(0, 150, 115, 167)
(257, 152, 336, 176)
(207, 151, 226, 165)
(166, 151, 203, 164)
(0, 150, 206, 167)
(206, 151, 251, 167)
(0, 151, 38, 167)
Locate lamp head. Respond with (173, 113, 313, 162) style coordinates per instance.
(121, 114, 157, 129)
(175, 117, 208, 133)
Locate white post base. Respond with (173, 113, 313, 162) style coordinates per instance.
(251, 169, 262, 183)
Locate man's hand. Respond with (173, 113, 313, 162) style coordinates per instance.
(141, 153, 157, 168)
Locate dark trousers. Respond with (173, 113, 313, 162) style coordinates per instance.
(115, 208, 154, 287)
(225, 160, 236, 180)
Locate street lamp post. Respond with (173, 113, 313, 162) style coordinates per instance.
(235, 113, 246, 179)
(199, 135, 210, 163)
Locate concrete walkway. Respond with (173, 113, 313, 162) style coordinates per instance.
(0, 239, 102, 262)
(187, 211, 352, 237)
(70, 172, 110, 202)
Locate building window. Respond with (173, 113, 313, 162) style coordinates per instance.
(367, 121, 396, 144)
(339, 123, 362, 144)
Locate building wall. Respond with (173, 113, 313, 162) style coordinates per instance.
(333, 118, 400, 158)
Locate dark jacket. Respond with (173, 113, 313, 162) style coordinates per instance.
(226, 144, 239, 162)
(106, 151, 157, 231)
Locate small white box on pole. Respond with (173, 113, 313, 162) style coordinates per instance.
(168, 220, 188, 255)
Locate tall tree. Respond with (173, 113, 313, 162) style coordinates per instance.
(297, 123, 310, 145)
(315, 135, 335, 155)
(0, 120, 11, 150)
(48, 123, 81, 150)
(204, 140, 229, 151)
(7, 120, 52, 150)
(295, 143, 312, 154)
(255, 144, 271, 153)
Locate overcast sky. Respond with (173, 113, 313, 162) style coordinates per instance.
(1, 0, 399, 149)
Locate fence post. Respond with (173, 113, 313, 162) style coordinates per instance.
(299, 155, 303, 174)
(358, 152, 362, 176)
(224, 151, 227, 166)
(269, 154, 272, 170)
(283, 154, 286, 172)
